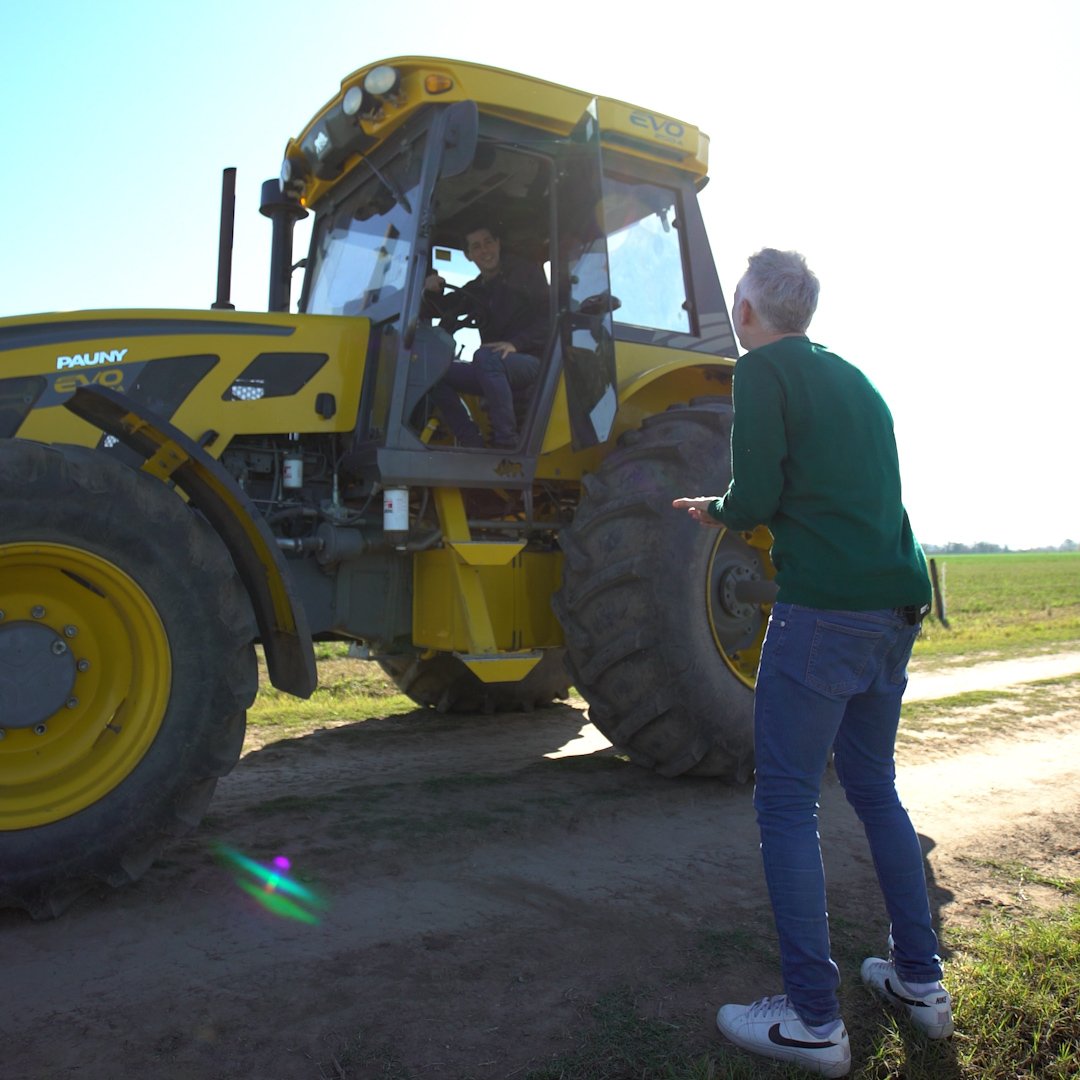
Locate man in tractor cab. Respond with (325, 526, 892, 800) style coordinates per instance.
(423, 223, 549, 449)
(675, 249, 946, 1077)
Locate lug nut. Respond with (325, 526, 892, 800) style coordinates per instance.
(77, 659, 90, 672)
(66, 697, 79, 709)
(33, 723, 47, 735)
(0, 729, 5, 740)
(64, 625, 78, 638)
(51, 640, 68, 655)
(31, 606, 46, 619)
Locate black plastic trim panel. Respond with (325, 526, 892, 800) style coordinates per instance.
(0, 318, 296, 353)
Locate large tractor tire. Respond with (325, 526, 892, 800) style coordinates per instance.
(380, 648, 571, 713)
(552, 397, 774, 781)
(0, 441, 257, 918)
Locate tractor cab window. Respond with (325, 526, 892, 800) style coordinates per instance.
(603, 177, 690, 334)
(408, 141, 554, 446)
(304, 135, 426, 319)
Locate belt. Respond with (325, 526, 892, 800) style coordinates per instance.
(896, 603, 932, 625)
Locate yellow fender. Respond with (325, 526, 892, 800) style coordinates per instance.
(64, 385, 317, 698)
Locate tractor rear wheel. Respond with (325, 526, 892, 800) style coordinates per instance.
(0, 441, 257, 918)
(379, 648, 571, 713)
(552, 397, 774, 781)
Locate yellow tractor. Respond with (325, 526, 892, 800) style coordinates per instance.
(0, 58, 776, 917)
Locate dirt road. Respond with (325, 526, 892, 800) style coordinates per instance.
(3, 654, 1079, 1080)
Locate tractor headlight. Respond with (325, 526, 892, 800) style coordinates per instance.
(342, 86, 363, 116)
(280, 156, 309, 195)
(363, 65, 400, 97)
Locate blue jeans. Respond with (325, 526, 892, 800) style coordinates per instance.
(753, 602, 943, 1025)
(432, 347, 540, 447)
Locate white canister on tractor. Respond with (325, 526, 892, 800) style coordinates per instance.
(383, 487, 409, 548)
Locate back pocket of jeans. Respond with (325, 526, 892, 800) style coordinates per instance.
(805, 621, 885, 696)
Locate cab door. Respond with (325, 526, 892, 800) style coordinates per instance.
(555, 101, 619, 451)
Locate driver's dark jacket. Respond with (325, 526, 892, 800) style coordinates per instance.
(427, 252, 550, 356)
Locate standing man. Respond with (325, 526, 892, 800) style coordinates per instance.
(424, 223, 548, 449)
(674, 249, 951, 1078)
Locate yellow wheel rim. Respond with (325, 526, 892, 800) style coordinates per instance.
(706, 526, 775, 689)
(0, 543, 171, 830)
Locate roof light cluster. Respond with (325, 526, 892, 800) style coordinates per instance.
(280, 66, 454, 196)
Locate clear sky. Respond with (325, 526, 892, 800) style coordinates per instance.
(2, 0, 1077, 548)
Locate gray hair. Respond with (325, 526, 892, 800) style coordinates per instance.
(737, 248, 820, 334)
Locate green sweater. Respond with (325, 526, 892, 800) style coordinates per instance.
(709, 336, 931, 610)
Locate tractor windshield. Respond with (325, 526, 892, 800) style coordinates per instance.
(304, 135, 426, 318)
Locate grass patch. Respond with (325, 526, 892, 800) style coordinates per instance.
(246, 656, 415, 743)
(913, 552, 1080, 663)
(313, 641, 352, 661)
(898, 675, 1080, 744)
(519, 899, 1080, 1080)
(321, 1028, 409, 1079)
(861, 904, 1080, 1080)
(961, 857, 1080, 897)
(697, 927, 774, 962)
(524, 987, 808, 1080)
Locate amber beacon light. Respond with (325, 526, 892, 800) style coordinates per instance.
(425, 73, 453, 94)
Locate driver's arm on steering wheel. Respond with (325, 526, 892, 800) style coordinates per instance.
(421, 272, 479, 326)
(420, 271, 450, 321)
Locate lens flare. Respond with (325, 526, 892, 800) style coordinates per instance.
(213, 844, 326, 924)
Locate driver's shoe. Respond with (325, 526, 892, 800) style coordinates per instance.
(716, 995, 850, 1077)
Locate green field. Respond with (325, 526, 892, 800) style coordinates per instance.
(914, 552, 1080, 662)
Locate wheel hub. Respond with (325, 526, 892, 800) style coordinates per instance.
(0, 620, 77, 728)
(706, 528, 775, 689)
(719, 565, 759, 621)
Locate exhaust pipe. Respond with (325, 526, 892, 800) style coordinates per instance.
(211, 167, 237, 310)
(260, 178, 309, 313)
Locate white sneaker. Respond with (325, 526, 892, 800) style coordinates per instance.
(716, 995, 851, 1077)
(861, 957, 954, 1039)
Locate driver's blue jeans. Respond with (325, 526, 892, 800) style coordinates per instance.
(753, 602, 943, 1025)
(432, 348, 540, 447)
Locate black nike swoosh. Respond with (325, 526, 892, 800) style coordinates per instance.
(884, 978, 930, 1007)
(767, 1023, 837, 1049)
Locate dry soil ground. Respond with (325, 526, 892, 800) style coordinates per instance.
(3, 653, 1080, 1080)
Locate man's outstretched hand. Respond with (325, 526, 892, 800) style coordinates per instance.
(672, 497, 725, 527)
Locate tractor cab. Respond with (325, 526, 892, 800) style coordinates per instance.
(274, 60, 737, 490)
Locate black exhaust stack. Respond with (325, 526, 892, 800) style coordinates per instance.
(211, 167, 237, 310)
(260, 179, 309, 313)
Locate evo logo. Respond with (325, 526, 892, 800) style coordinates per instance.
(56, 347, 129, 371)
(629, 111, 685, 146)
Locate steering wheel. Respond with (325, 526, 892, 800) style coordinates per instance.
(436, 281, 490, 335)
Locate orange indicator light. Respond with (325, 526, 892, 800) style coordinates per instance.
(425, 74, 453, 94)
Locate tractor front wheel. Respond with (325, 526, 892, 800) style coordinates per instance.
(0, 441, 257, 918)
